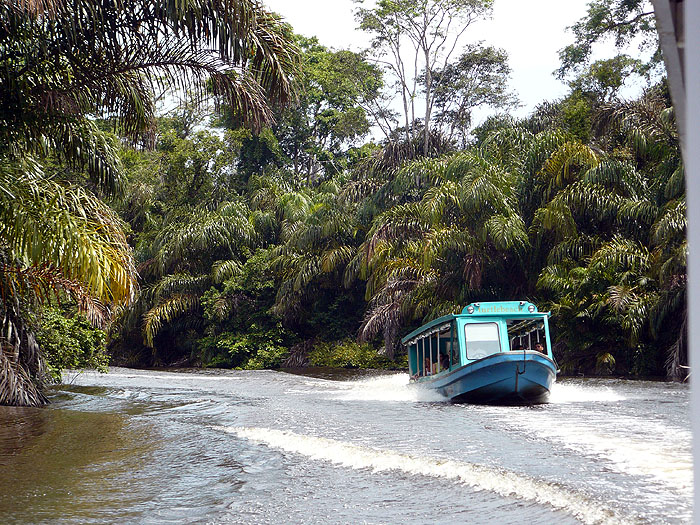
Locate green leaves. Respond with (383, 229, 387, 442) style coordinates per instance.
(144, 293, 200, 348)
(37, 308, 109, 382)
(1, 0, 300, 403)
(556, 0, 658, 80)
(1, 0, 299, 142)
(0, 164, 137, 306)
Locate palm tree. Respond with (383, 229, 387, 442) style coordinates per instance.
(533, 87, 687, 378)
(598, 88, 687, 378)
(1, 0, 298, 143)
(358, 149, 528, 358)
(270, 181, 364, 331)
(119, 200, 255, 361)
(0, 159, 137, 405)
(0, 0, 298, 404)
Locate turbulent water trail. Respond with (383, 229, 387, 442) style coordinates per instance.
(221, 426, 629, 525)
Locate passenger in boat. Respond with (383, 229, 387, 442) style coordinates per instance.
(535, 342, 545, 353)
(440, 353, 449, 370)
(424, 357, 432, 376)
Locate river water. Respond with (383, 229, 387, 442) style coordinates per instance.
(0, 368, 691, 524)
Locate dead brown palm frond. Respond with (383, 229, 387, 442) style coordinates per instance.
(1, 263, 109, 327)
(665, 311, 687, 381)
(357, 255, 437, 356)
(462, 253, 484, 290)
(3, 0, 62, 16)
(0, 346, 47, 407)
(0, 260, 49, 406)
(358, 302, 400, 342)
(374, 130, 454, 172)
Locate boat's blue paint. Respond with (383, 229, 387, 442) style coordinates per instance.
(404, 300, 557, 405)
(416, 351, 556, 404)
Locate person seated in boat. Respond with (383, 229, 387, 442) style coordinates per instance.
(424, 357, 432, 376)
(440, 353, 449, 370)
(535, 342, 546, 353)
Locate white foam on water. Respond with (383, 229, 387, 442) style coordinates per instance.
(218, 426, 632, 525)
(549, 382, 626, 403)
(509, 382, 691, 494)
(64, 369, 239, 386)
(306, 373, 624, 404)
(491, 409, 692, 495)
(321, 373, 447, 403)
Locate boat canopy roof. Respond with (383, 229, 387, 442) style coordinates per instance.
(401, 301, 550, 345)
(401, 314, 457, 344)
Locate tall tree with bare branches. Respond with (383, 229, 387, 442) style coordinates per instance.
(355, 0, 492, 154)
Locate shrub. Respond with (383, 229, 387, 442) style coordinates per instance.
(308, 340, 394, 369)
(197, 323, 290, 370)
(37, 308, 109, 382)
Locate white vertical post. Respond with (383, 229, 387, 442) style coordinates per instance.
(420, 337, 425, 376)
(684, 2, 700, 515)
(429, 334, 433, 374)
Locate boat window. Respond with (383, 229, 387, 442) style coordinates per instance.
(437, 327, 451, 371)
(465, 322, 501, 360)
(507, 319, 545, 351)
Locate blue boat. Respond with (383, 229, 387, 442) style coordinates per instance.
(402, 301, 557, 404)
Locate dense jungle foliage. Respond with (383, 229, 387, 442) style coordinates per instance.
(0, 0, 686, 406)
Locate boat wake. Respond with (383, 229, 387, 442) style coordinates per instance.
(321, 373, 447, 403)
(549, 382, 625, 403)
(217, 426, 632, 525)
(494, 409, 692, 494)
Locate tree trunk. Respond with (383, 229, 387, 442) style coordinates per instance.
(383, 322, 398, 360)
(423, 47, 431, 156)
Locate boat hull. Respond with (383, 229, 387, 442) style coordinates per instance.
(416, 352, 556, 405)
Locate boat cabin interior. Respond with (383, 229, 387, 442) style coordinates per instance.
(407, 323, 459, 379)
(507, 318, 547, 352)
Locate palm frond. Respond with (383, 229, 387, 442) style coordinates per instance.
(531, 198, 577, 241)
(541, 141, 598, 187)
(321, 245, 356, 274)
(0, 166, 137, 305)
(484, 214, 529, 252)
(143, 293, 199, 348)
(212, 260, 243, 284)
(652, 199, 686, 245)
(590, 236, 651, 274)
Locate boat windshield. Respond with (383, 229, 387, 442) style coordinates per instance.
(464, 322, 501, 360)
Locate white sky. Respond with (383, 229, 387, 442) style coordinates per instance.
(263, 0, 597, 125)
